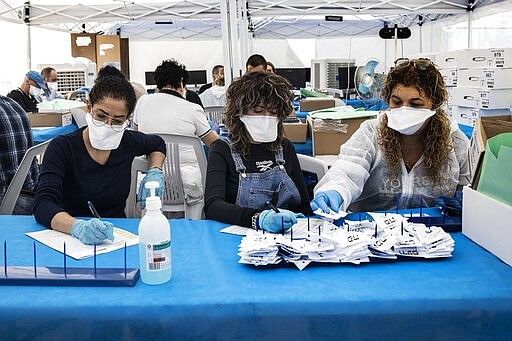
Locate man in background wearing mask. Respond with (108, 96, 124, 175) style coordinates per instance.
(40, 67, 65, 101)
(7, 71, 48, 113)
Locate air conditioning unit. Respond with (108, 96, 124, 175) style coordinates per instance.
(37, 58, 96, 97)
(311, 58, 356, 90)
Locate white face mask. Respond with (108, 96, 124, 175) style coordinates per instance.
(85, 112, 128, 150)
(386, 106, 436, 135)
(47, 82, 58, 92)
(240, 115, 279, 143)
(29, 85, 42, 97)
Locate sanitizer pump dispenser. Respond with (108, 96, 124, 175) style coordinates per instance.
(138, 181, 171, 285)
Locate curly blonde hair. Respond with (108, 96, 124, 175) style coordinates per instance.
(378, 59, 452, 184)
(224, 72, 293, 157)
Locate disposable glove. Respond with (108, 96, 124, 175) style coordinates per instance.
(71, 218, 115, 245)
(344, 212, 373, 222)
(138, 168, 164, 209)
(258, 209, 305, 233)
(310, 190, 343, 213)
(434, 191, 463, 216)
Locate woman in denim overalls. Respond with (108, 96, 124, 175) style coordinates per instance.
(204, 72, 313, 233)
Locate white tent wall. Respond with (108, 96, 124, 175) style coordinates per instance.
(0, 21, 70, 95)
(129, 39, 314, 85)
(129, 40, 224, 85)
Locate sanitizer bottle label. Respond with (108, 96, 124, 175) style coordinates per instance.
(144, 240, 171, 271)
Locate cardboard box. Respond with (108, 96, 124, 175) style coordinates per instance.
(468, 115, 512, 187)
(308, 114, 376, 155)
(457, 48, 512, 69)
(283, 118, 308, 143)
(449, 87, 512, 109)
(299, 98, 335, 112)
(457, 68, 512, 89)
(435, 51, 458, 69)
(28, 111, 73, 127)
(462, 186, 512, 266)
(448, 105, 509, 127)
(439, 68, 458, 87)
(95, 35, 121, 72)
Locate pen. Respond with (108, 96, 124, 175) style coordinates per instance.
(265, 201, 280, 213)
(87, 201, 101, 218)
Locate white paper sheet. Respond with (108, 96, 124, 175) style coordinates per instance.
(26, 227, 139, 260)
(220, 225, 252, 236)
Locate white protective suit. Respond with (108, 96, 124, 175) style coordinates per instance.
(314, 115, 470, 212)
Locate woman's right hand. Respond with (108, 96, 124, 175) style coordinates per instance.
(71, 218, 115, 245)
(310, 190, 343, 213)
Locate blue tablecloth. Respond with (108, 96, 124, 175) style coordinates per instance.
(0, 215, 511, 340)
(32, 123, 79, 145)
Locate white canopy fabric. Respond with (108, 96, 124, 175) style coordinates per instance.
(0, 0, 509, 40)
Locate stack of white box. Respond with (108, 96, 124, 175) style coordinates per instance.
(436, 48, 512, 127)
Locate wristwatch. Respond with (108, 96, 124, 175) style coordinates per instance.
(251, 212, 261, 230)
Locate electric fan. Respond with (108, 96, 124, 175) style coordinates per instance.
(354, 59, 385, 100)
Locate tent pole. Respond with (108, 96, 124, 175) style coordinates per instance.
(467, 0, 474, 48)
(24, 1, 32, 70)
(220, 0, 233, 87)
(467, 8, 473, 48)
(26, 24, 31, 70)
(228, 0, 240, 78)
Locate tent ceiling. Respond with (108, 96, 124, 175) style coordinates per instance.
(0, 0, 508, 39)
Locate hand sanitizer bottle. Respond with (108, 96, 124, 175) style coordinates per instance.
(138, 181, 171, 285)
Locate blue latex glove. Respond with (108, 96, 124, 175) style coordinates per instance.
(310, 190, 343, 213)
(434, 192, 463, 216)
(71, 218, 115, 245)
(258, 209, 305, 233)
(344, 212, 373, 222)
(138, 168, 164, 209)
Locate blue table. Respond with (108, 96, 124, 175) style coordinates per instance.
(0, 215, 511, 340)
(32, 123, 79, 145)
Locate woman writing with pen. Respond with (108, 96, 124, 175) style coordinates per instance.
(204, 72, 312, 232)
(33, 75, 166, 245)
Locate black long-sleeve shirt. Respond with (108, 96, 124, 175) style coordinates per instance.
(7, 88, 38, 113)
(204, 138, 312, 227)
(33, 128, 166, 227)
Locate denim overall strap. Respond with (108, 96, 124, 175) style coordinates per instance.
(226, 139, 247, 174)
(233, 145, 301, 210)
(275, 146, 285, 167)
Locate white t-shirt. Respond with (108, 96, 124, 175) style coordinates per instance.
(133, 90, 212, 203)
(199, 85, 226, 107)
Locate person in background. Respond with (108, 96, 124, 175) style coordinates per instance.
(33, 75, 166, 245)
(0, 95, 39, 214)
(266, 61, 276, 74)
(199, 68, 226, 107)
(204, 72, 312, 232)
(311, 58, 470, 214)
(7, 71, 48, 113)
(246, 54, 267, 73)
(198, 65, 224, 95)
(40, 67, 65, 101)
(183, 69, 204, 108)
(133, 59, 219, 208)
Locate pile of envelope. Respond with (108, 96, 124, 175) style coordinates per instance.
(238, 213, 455, 270)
